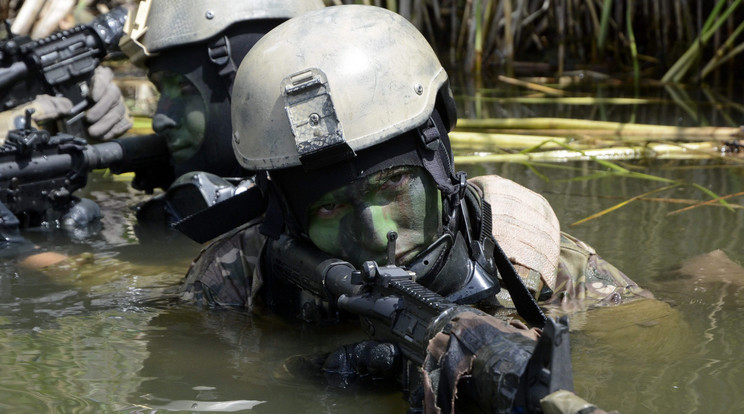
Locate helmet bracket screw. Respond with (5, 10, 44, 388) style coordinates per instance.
(309, 113, 320, 126)
(414, 83, 424, 95)
(205, 10, 215, 19)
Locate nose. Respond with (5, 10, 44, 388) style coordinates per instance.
(350, 203, 389, 253)
(151, 113, 178, 134)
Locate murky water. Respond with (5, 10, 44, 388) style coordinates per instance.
(2, 80, 744, 413)
(461, 160, 744, 414)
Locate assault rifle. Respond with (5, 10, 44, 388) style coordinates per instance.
(266, 231, 573, 413)
(0, 109, 170, 227)
(0, 6, 128, 138)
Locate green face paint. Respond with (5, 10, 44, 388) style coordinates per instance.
(308, 166, 442, 268)
(149, 71, 206, 164)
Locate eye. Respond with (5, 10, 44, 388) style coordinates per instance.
(314, 202, 346, 218)
(381, 172, 410, 190)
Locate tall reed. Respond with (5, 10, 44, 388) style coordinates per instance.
(335, 0, 744, 82)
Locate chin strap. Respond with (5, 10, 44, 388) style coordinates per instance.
(207, 35, 238, 99)
(491, 233, 547, 327)
(416, 112, 470, 236)
(257, 172, 285, 240)
(417, 113, 462, 198)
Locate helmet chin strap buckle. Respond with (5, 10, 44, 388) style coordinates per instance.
(446, 172, 468, 226)
(418, 117, 440, 151)
(457, 171, 467, 200)
(207, 35, 237, 92)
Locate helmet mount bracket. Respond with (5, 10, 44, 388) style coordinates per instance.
(282, 68, 355, 171)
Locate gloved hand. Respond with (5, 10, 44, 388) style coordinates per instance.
(321, 340, 400, 388)
(61, 198, 102, 239)
(85, 66, 132, 140)
(423, 311, 540, 414)
(279, 340, 398, 389)
(0, 201, 37, 259)
(0, 94, 74, 138)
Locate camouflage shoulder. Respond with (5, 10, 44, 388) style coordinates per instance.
(544, 232, 653, 312)
(180, 218, 266, 308)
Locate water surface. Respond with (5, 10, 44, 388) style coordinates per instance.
(2, 80, 743, 413)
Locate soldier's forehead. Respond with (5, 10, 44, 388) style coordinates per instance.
(329, 166, 422, 192)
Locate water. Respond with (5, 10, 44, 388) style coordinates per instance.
(2, 81, 744, 412)
(460, 160, 744, 413)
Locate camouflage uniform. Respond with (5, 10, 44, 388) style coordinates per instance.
(178, 179, 635, 414)
(179, 175, 654, 314)
(180, 218, 265, 308)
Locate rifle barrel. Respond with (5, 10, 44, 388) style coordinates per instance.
(106, 134, 170, 174)
(0, 134, 169, 184)
(83, 141, 125, 170)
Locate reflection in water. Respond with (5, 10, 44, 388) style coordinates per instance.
(0, 303, 156, 412)
(145, 399, 265, 412)
(130, 307, 407, 413)
(450, 70, 744, 128)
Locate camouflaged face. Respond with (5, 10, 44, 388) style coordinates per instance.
(149, 71, 206, 165)
(307, 166, 442, 268)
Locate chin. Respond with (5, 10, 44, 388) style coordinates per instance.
(170, 149, 198, 165)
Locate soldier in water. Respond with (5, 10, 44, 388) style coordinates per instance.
(181, 5, 655, 412)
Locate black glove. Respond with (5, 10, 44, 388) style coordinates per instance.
(422, 312, 574, 414)
(0, 201, 37, 259)
(60, 198, 102, 239)
(321, 340, 400, 388)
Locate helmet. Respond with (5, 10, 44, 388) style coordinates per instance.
(119, 0, 325, 185)
(231, 5, 457, 172)
(120, 0, 326, 66)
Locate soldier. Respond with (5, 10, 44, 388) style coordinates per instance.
(0, 66, 132, 244)
(1, 0, 325, 259)
(119, 0, 326, 216)
(181, 5, 651, 412)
